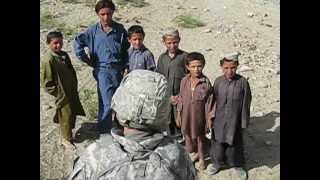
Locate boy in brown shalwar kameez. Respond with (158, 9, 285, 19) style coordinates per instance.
(207, 52, 252, 177)
(41, 31, 85, 150)
(174, 52, 215, 171)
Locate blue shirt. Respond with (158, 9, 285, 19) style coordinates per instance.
(128, 45, 156, 71)
(73, 21, 129, 69)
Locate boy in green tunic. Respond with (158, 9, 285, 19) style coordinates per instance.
(41, 31, 85, 150)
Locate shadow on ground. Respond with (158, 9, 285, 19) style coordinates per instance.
(244, 111, 280, 170)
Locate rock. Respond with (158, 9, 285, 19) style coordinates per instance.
(238, 65, 254, 72)
(46, 105, 53, 110)
(176, 6, 183, 9)
(203, 8, 210, 12)
(247, 12, 255, 17)
(205, 48, 213, 52)
(264, 13, 268, 17)
(40, 29, 48, 33)
(266, 117, 280, 133)
(113, 17, 122, 21)
(248, 44, 257, 51)
(265, 141, 272, 145)
(191, 6, 197, 9)
(255, 112, 264, 117)
(203, 29, 212, 33)
(264, 23, 273, 27)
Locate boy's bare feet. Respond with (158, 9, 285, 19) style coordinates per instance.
(189, 152, 199, 162)
(198, 159, 207, 171)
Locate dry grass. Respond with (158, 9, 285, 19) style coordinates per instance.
(115, 0, 150, 8)
(173, 14, 205, 28)
(40, 10, 79, 38)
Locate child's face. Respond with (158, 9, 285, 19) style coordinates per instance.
(48, 37, 63, 53)
(128, 33, 144, 49)
(221, 61, 238, 80)
(186, 60, 204, 78)
(98, 7, 113, 26)
(163, 36, 180, 54)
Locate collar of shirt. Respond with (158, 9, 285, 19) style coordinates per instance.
(186, 73, 207, 83)
(97, 21, 119, 34)
(223, 74, 241, 82)
(48, 49, 66, 60)
(111, 128, 164, 153)
(165, 49, 183, 59)
(129, 45, 146, 54)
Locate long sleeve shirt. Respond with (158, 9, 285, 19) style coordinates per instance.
(128, 45, 156, 71)
(177, 74, 215, 138)
(213, 74, 252, 145)
(73, 21, 130, 69)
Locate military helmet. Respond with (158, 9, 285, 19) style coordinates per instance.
(111, 70, 170, 132)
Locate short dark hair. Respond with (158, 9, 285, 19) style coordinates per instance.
(185, 52, 206, 66)
(219, 58, 239, 66)
(95, 0, 115, 14)
(128, 25, 145, 38)
(46, 31, 63, 44)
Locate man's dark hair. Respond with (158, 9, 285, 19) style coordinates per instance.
(219, 59, 239, 66)
(46, 31, 63, 44)
(128, 25, 145, 38)
(185, 52, 206, 66)
(95, 0, 115, 14)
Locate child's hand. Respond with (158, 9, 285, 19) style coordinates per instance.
(175, 111, 182, 128)
(170, 96, 178, 105)
(206, 118, 213, 132)
(122, 68, 129, 77)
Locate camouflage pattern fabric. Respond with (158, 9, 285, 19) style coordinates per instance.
(111, 70, 171, 132)
(69, 128, 197, 180)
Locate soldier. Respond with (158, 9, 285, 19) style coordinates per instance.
(69, 70, 197, 180)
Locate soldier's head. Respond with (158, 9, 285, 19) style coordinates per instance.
(111, 70, 170, 133)
(95, 0, 115, 27)
(220, 52, 240, 80)
(46, 31, 63, 53)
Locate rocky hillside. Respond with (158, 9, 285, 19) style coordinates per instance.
(40, 0, 280, 179)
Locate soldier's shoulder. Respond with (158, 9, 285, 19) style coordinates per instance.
(157, 138, 185, 157)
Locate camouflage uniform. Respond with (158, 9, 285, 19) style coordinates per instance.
(69, 70, 196, 180)
(69, 129, 197, 180)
